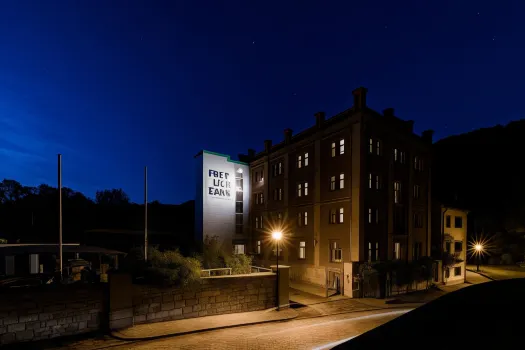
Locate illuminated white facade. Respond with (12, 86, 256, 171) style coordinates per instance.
(195, 150, 251, 251)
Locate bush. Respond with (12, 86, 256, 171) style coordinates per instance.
(200, 235, 225, 269)
(225, 254, 253, 275)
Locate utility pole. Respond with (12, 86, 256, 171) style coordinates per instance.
(58, 154, 63, 279)
(144, 166, 148, 261)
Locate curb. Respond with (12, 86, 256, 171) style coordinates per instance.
(466, 269, 495, 281)
(110, 311, 298, 341)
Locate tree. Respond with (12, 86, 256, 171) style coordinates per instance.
(95, 189, 130, 205)
(0, 179, 24, 202)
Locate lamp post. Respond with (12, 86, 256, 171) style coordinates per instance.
(272, 231, 282, 311)
(475, 244, 483, 272)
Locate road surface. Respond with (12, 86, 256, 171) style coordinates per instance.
(101, 308, 411, 350)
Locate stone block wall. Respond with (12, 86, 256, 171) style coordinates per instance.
(0, 284, 106, 345)
(132, 272, 276, 325)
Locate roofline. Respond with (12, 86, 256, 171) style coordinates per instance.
(194, 149, 248, 165)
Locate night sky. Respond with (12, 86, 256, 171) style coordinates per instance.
(1, 1, 524, 204)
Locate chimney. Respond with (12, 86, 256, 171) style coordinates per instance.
(405, 120, 414, 133)
(352, 87, 368, 110)
(264, 140, 272, 153)
(248, 149, 255, 157)
(284, 128, 293, 143)
(383, 108, 395, 118)
(421, 130, 434, 144)
(314, 112, 325, 128)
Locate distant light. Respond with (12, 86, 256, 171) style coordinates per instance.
(272, 231, 282, 241)
(237, 168, 243, 173)
(475, 244, 482, 251)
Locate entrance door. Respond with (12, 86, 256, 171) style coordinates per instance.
(326, 270, 341, 296)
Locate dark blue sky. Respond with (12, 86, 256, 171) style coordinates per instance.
(1, 1, 524, 204)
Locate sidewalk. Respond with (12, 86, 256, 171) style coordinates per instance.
(112, 308, 298, 340)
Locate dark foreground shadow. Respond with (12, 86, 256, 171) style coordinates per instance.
(335, 278, 525, 349)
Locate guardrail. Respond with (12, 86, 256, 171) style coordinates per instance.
(250, 266, 272, 273)
(201, 268, 232, 277)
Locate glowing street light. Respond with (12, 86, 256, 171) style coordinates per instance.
(474, 243, 483, 272)
(272, 231, 282, 310)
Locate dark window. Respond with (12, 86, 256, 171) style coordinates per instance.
(235, 214, 243, 225)
(454, 241, 463, 252)
(454, 216, 463, 228)
(445, 241, 451, 253)
(413, 242, 422, 260)
(235, 202, 243, 213)
(330, 210, 337, 224)
(454, 266, 462, 276)
(445, 215, 451, 228)
(236, 191, 243, 201)
(235, 224, 243, 234)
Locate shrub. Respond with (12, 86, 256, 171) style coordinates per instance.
(225, 253, 253, 275)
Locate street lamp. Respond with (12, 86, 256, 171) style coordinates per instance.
(272, 231, 282, 310)
(475, 244, 483, 272)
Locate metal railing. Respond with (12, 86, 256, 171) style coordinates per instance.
(201, 268, 232, 277)
(250, 266, 272, 273)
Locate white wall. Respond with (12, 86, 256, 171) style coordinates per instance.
(195, 151, 251, 250)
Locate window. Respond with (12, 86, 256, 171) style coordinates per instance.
(278, 162, 283, 175)
(236, 214, 243, 226)
(413, 185, 420, 199)
(303, 211, 308, 226)
(255, 216, 259, 228)
(277, 212, 282, 221)
(413, 213, 423, 228)
(376, 209, 379, 224)
(454, 266, 462, 276)
(272, 162, 283, 176)
(330, 176, 336, 191)
(304, 153, 309, 167)
(339, 207, 344, 223)
(394, 149, 406, 163)
(394, 181, 401, 204)
(368, 173, 372, 189)
(236, 202, 243, 213)
(331, 242, 342, 262)
(257, 240, 261, 255)
(278, 188, 282, 201)
(297, 155, 302, 169)
(297, 212, 305, 227)
(445, 215, 451, 228)
(273, 189, 278, 201)
(339, 173, 345, 189)
(259, 193, 264, 204)
(394, 242, 401, 260)
(400, 151, 406, 164)
(454, 216, 463, 228)
(331, 142, 336, 157)
(413, 242, 422, 260)
(445, 241, 451, 253)
(454, 241, 463, 252)
(375, 175, 381, 190)
(254, 172, 259, 183)
(369, 138, 373, 154)
(394, 148, 398, 162)
(297, 183, 302, 197)
(375, 242, 379, 261)
(304, 182, 309, 196)
(376, 140, 381, 155)
(330, 210, 337, 224)
(368, 242, 372, 262)
(414, 156, 423, 171)
(299, 241, 306, 259)
(234, 244, 245, 255)
(273, 164, 278, 177)
(368, 208, 372, 224)
(339, 139, 345, 155)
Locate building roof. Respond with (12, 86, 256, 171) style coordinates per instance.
(0, 244, 125, 256)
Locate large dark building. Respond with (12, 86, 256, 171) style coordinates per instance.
(245, 87, 433, 295)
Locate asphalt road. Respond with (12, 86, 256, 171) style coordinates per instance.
(101, 308, 411, 350)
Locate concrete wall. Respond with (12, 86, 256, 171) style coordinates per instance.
(131, 273, 276, 325)
(0, 284, 106, 345)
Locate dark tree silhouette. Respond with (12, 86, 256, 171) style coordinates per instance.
(95, 189, 130, 205)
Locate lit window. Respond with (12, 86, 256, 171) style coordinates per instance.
(394, 148, 398, 162)
(331, 242, 342, 262)
(304, 211, 308, 226)
(234, 244, 245, 255)
(368, 173, 372, 189)
(394, 181, 401, 204)
(278, 162, 283, 175)
(260, 193, 264, 204)
(400, 151, 406, 164)
(255, 217, 259, 229)
(369, 138, 373, 154)
(278, 188, 282, 201)
(339, 173, 345, 189)
(375, 242, 379, 261)
(368, 208, 372, 223)
(297, 183, 302, 197)
(331, 142, 336, 157)
(394, 242, 401, 260)
(330, 176, 336, 191)
(299, 241, 306, 259)
(376, 140, 381, 156)
(339, 207, 344, 223)
(303, 182, 308, 196)
(414, 156, 423, 171)
(375, 175, 381, 190)
(257, 240, 261, 254)
(304, 152, 309, 167)
(297, 155, 302, 169)
(339, 139, 345, 155)
(368, 242, 372, 262)
(414, 185, 420, 199)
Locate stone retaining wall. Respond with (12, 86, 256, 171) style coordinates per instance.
(0, 284, 106, 345)
(131, 272, 276, 325)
